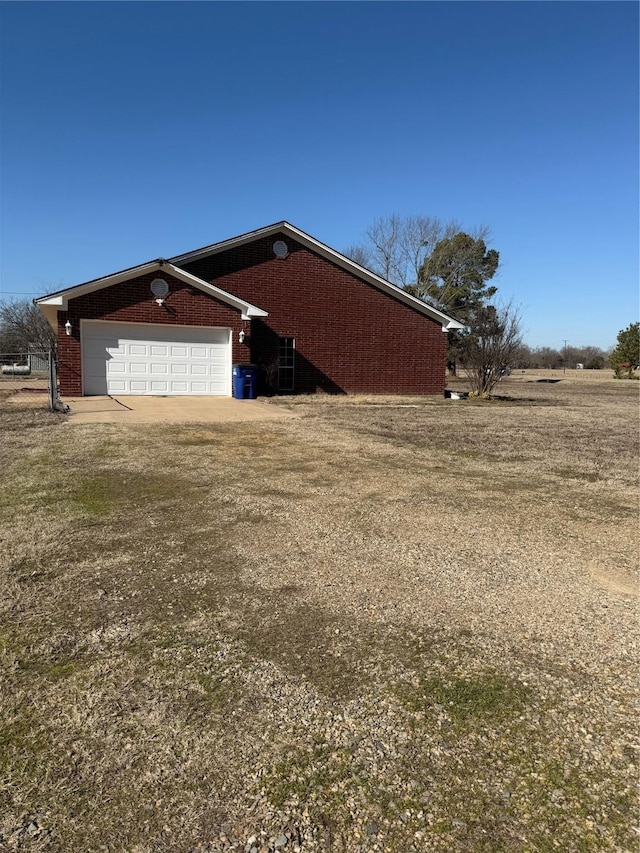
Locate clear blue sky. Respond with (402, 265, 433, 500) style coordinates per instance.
(1, 1, 637, 349)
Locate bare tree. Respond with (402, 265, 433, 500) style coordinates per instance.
(396, 215, 460, 288)
(349, 214, 488, 290)
(342, 244, 373, 270)
(0, 299, 56, 353)
(459, 302, 522, 397)
(365, 214, 404, 282)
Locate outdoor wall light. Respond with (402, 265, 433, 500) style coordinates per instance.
(64, 320, 72, 336)
(238, 329, 246, 344)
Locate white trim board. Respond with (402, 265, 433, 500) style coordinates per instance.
(35, 261, 268, 330)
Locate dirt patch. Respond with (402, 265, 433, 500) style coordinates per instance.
(588, 565, 638, 598)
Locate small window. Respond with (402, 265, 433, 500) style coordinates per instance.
(278, 337, 295, 392)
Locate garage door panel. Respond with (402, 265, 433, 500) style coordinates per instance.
(82, 321, 231, 396)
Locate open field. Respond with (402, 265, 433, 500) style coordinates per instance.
(464, 368, 624, 383)
(1, 376, 638, 852)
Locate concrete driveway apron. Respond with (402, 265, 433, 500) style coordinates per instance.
(62, 396, 297, 424)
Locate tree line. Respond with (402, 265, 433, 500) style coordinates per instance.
(512, 344, 609, 371)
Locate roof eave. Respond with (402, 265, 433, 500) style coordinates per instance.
(168, 221, 290, 266)
(34, 261, 268, 319)
(33, 220, 460, 330)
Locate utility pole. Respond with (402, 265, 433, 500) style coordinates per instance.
(563, 340, 568, 374)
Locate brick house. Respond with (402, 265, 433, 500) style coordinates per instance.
(35, 222, 462, 398)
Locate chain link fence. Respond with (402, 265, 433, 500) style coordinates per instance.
(0, 351, 62, 411)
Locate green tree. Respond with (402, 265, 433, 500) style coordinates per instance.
(406, 232, 500, 374)
(610, 322, 640, 379)
(411, 232, 499, 318)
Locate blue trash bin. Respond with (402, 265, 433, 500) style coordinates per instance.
(232, 364, 258, 399)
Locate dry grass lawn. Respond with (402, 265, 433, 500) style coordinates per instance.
(0, 376, 638, 852)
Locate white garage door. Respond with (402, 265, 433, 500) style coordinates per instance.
(82, 321, 231, 396)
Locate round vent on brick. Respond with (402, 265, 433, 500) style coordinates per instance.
(150, 278, 169, 305)
(273, 241, 289, 259)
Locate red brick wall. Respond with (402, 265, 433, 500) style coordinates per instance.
(182, 234, 448, 395)
(57, 271, 248, 395)
(58, 238, 448, 397)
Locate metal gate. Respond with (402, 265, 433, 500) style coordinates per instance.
(0, 350, 63, 411)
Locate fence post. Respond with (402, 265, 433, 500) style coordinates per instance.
(48, 350, 56, 411)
